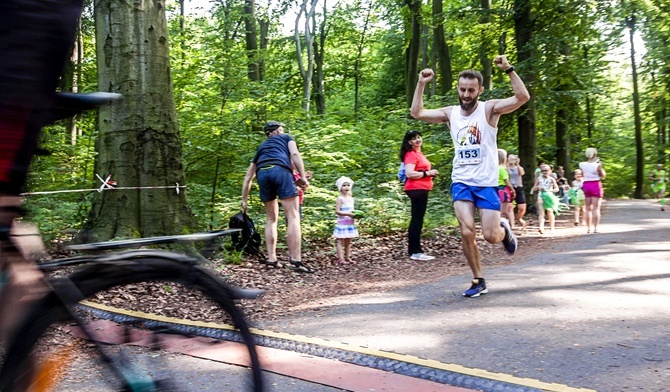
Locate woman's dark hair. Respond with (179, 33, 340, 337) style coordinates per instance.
(399, 130, 421, 161)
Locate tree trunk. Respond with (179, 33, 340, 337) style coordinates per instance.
(556, 108, 570, 175)
(312, 1, 327, 115)
(243, 0, 260, 81)
(259, 18, 268, 81)
(60, 20, 83, 146)
(627, 14, 644, 199)
(583, 46, 594, 140)
(432, 0, 452, 94)
(178, 0, 185, 65)
(479, 0, 492, 91)
(82, 0, 197, 242)
(555, 42, 571, 176)
(514, 0, 536, 200)
(405, 0, 422, 107)
(663, 106, 668, 163)
(295, 0, 319, 113)
(354, 2, 372, 117)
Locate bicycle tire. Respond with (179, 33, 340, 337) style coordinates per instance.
(0, 256, 265, 391)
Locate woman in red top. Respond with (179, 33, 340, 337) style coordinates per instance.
(400, 130, 439, 261)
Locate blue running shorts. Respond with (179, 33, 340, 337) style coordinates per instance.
(451, 182, 501, 211)
(257, 165, 299, 202)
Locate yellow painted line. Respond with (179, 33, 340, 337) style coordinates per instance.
(81, 301, 595, 392)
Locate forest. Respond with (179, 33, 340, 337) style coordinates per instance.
(24, 0, 669, 248)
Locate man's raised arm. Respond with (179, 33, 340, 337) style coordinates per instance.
(410, 68, 450, 124)
(490, 55, 530, 115)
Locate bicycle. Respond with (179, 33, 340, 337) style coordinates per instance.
(0, 229, 265, 391)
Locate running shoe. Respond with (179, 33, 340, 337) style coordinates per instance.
(410, 253, 435, 261)
(500, 218, 517, 254)
(463, 278, 488, 297)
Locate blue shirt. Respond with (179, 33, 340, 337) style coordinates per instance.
(252, 133, 295, 173)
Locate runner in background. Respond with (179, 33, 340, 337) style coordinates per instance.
(648, 164, 667, 211)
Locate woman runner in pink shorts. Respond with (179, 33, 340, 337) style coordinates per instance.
(579, 148, 606, 233)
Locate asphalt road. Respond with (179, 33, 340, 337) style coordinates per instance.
(255, 199, 670, 391)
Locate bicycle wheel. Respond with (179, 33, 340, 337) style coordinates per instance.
(0, 255, 265, 391)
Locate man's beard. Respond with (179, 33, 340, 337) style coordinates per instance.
(459, 96, 478, 111)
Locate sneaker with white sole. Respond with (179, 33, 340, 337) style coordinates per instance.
(500, 218, 517, 254)
(410, 253, 435, 261)
(463, 278, 488, 297)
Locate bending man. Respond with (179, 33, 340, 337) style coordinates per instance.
(241, 121, 313, 273)
(410, 55, 530, 297)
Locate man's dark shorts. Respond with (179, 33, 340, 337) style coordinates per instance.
(257, 165, 299, 203)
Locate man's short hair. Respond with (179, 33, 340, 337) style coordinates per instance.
(263, 121, 283, 136)
(458, 70, 484, 87)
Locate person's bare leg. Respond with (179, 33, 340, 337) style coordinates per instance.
(574, 204, 580, 225)
(263, 199, 279, 262)
(507, 202, 515, 229)
(537, 200, 545, 233)
(453, 201, 482, 278)
(1, 198, 47, 346)
(336, 239, 344, 262)
(547, 210, 555, 232)
(517, 203, 527, 226)
(584, 198, 594, 232)
(280, 196, 302, 261)
(592, 198, 603, 233)
(479, 208, 505, 244)
(344, 238, 353, 262)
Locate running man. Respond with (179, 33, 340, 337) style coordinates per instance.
(410, 55, 530, 297)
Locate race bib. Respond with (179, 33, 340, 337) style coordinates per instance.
(456, 146, 482, 165)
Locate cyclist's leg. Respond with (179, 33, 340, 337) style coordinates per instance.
(0, 257, 264, 391)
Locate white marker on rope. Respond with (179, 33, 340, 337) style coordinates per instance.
(20, 175, 186, 196)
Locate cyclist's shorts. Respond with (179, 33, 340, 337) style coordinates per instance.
(0, 112, 36, 194)
(0, 0, 85, 194)
(452, 182, 501, 211)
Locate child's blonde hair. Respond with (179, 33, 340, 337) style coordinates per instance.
(585, 147, 598, 160)
(497, 149, 507, 165)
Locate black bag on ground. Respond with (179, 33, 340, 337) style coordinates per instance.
(228, 211, 264, 257)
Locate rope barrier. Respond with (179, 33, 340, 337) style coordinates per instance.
(20, 174, 186, 196)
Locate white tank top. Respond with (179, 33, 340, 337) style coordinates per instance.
(579, 161, 601, 181)
(449, 101, 499, 187)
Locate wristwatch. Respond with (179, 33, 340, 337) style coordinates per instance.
(504, 66, 516, 74)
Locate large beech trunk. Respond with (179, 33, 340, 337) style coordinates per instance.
(80, 0, 197, 242)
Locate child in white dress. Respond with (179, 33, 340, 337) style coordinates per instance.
(333, 176, 359, 264)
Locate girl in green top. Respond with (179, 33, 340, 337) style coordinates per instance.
(498, 149, 516, 228)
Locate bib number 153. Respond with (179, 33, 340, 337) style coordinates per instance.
(456, 147, 482, 165)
